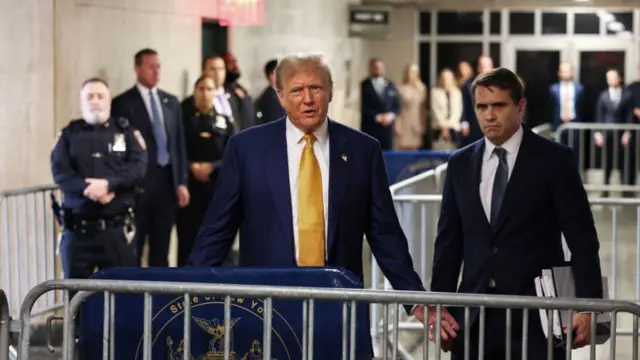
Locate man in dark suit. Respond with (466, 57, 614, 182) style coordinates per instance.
(223, 52, 256, 130)
(460, 55, 493, 147)
(255, 59, 286, 124)
(188, 53, 426, 322)
(360, 58, 400, 150)
(595, 68, 635, 193)
(550, 62, 584, 149)
(428, 68, 603, 360)
(111, 48, 190, 267)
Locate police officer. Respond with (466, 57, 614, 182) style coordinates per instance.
(176, 75, 236, 266)
(51, 77, 147, 279)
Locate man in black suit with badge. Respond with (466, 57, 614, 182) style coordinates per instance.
(255, 59, 286, 124)
(428, 68, 603, 360)
(111, 48, 190, 267)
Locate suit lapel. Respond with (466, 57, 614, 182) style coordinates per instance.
(157, 90, 173, 136)
(470, 141, 492, 233)
(494, 129, 534, 233)
(265, 120, 295, 256)
(327, 120, 349, 254)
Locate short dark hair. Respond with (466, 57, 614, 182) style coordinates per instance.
(471, 67, 524, 104)
(134, 48, 158, 66)
(82, 77, 108, 89)
(193, 75, 213, 88)
(264, 59, 278, 77)
(202, 55, 223, 71)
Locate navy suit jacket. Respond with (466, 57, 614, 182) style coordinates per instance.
(596, 88, 632, 125)
(431, 127, 603, 328)
(188, 118, 425, 299)
(550, 82, 584, 130)
(255, 86, 285, 125)
(359, 78, 400, 147)
(461, 77, 484, 144)
(111, 86, 188, 189)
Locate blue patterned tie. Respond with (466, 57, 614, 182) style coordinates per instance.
(149, 91, 170, 165)
(490, 147, 508, 230)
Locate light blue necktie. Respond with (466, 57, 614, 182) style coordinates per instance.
(490, 147, 508, 230)
(149, 91, 170, 165)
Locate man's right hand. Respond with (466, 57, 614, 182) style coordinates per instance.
(427, 305, 459, 351)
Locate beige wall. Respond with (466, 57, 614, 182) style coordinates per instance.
(230, 0, 366, 130)
(363, 8, 417, 86)
(0, 0, 55, 190)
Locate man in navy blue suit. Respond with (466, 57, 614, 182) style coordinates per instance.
(111, 48, 190, 267)
(188, 54, 426, 315)
(360, 58, 400, 150)
(428, 68, 603, 359)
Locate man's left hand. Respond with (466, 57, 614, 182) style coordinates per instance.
(566, 313, 591, 349)
(177, 185, 190, 208)
(84, 178, 109, 201)
(412, 304, 425, 323)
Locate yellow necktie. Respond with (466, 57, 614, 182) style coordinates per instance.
(297, 134, 325, 266)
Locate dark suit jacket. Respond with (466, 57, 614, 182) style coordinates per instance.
(431, 127, 603, 328)
(111, 86, 188, 190)
(461, 77, 484, 145)
(255, 86, 285, 125)
(188, 118, 424, 298)
(597, 88, 630, 125)
(360, 78, 400, 147)
(550, 82, 584, 130)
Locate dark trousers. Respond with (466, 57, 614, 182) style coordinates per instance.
(175, 180, 214, 267)
(135, 165, 177, 267)
(60, 226, 137, 279)
(451, 289, 566, 360)
(604, 132, 637, 186)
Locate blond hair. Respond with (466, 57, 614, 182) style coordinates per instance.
(275, 53, 334, 91)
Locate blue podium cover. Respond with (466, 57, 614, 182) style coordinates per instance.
(81, 268, 372, 360)
(383, 150, 453, 185)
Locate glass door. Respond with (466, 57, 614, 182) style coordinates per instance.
(504, 39, 572, 128)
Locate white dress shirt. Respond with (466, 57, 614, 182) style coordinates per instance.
(213, 88, 234, 119)
(479, 125, 524, 222)
(136, 83, 166, 127)
(559, 81, 576, 120)
(286, 118, 330, 262)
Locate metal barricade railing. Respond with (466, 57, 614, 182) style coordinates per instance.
(555, 123, 640, 193)
(376, 194, 640, 357)
(0, 185, 62, 319)
(11, 279, 640, 360)
(0, 289, 10, 360)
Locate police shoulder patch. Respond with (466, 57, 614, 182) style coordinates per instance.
(133, 130, 146, 150)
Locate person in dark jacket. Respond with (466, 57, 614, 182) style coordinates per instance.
(255, 59, 286, 124)
(175, 75, 236, 266)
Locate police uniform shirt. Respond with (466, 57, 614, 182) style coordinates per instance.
(51, 117, 147, 218)
(184, 110, 235, 166)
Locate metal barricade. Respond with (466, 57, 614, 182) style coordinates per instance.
(0, 185, 61, 319)
(377, 193, 640, 358)
(0, 289, 10, 360)
(10, 279, 640, 360)
(555, 123, 640, 194)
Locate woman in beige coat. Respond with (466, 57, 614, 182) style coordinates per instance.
(430, 68, 463, 148)
(394, 64, 427, 150)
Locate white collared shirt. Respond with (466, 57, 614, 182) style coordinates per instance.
(136, 83, 166, 127)
(213, 88, 234, 119)
(559, 81, 576, 120)
(286, 117, 330, 262)
(479, 125, 524, 221)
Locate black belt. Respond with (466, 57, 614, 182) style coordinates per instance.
(66, 214, 133, 233)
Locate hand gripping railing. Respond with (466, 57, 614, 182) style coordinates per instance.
(15, 279, 640, 360)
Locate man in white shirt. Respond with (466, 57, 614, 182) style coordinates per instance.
(429, 67, 603, 359)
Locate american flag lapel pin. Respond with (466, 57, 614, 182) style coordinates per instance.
(342, 154, 348, 162)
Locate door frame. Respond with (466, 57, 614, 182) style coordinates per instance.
(569, 38, 637, 84)
(503, 37, 637, 83)
(503, 38, 573, 72)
